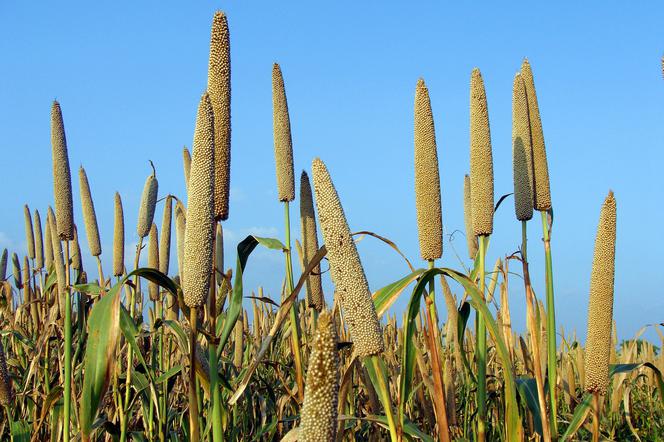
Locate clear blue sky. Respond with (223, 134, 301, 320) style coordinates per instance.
(0, 2, 662, 342)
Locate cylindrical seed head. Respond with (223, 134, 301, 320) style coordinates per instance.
(0, 340, 15, 406)
(182, 93, 216, 308)
(148, 223, 160, 301)
(22, 256, 30, 294)
(512, 73, 534, 222)
(469, 68, 494, 236)
(207, 11, 232, 221)
(34, 210, 44, 270)
(44, 218, 54, 271)
(137, 172, 159, 239)
(78, 166, 102, 256)
(113, 192, 125, 277)
(51, 101, 74, 241)
(47, 208, 67, 301)
(311, 159, 383, 356)
(71, 225, 83, 272)
(463, 175, 478, 259)
(584, 191, 617, 395)
(272, 63, 295, 202)
(159, 196, 172, 275)
(300, 310, 339, 442)
(414, 78, 443, 260)
(0, 249, 7, 281)
(24, 205, 35, 259)
(11, 253, 22, 289)
(300, 171, 324, 311)
(175, 201, 186, 282)
(183, 146, 192, 195)
(521, 59, 552, 211)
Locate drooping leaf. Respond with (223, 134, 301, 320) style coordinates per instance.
(372, 269, 425, 319)
(561, 393, 592, 441)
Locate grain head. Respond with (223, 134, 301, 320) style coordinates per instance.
(182, 93, 216, 308)
(215, 222, 224, 282)
(22, 256, 30, 294)
(207, 11, 232, 221)
(311, 158, 383, 356)
(299, 310, 339, 442)
(113, 192, 125, 277)
(137, 172, 159, 239)
(183, 146, 192, 194)
(0, 249, 7, 281)
(469, 68, 494, 236)
(24, 205, 35, 259)
(148, 223, 160, 301)
(44, 219, 54, 271)
(51, 100, 74, 241)
(512, 73, 534, 221)
(47, 208, 67, 300)
(159, 195, 172, 275)
(272, 63, 295, 202)
(33, 210, 44, 270)
(584, 191, 617, 395)
(0, 340, 14, 406)
(463, 175, 478, 259)
(175, 200, 186, 282)
(521, 59, 552, 211)
(12, 253, 22, 289)
(300, 171, 324, 311)
(414, 78, 443, 260)
(78, 166, 102, 257)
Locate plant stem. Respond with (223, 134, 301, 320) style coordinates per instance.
(477, 235, 487, 442)
(210, 224, 223, 442)
(63, 240, 72, 442)
(521, 221, 551, 442)
(541, 210, 558, 439)
(283, 201, 304, 403)
(368, 355, 399, 442)
(591, 392, 600, 442)
(188, 307, 200, 441)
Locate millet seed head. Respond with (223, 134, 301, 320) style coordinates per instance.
(463, 175, 478, 259)
(512, 73, 534, 222)
(182, 93, 216, 308)
(113, 192, 125, 277)
(44, 218, 54, 271)
(71, 225, 83, 271)
(0, 340, 14, 406)
(469, 68, 494, 236)
(51, 100, 74, 241)
(148, 223, 160, 301)
(0, 249, 6, 282)
(207, 11, 232, 221)
(272, 63, 295, 202)
(79, 166, 102, 257)
(24, 205, 35, 259)
(175, 201, 186, 282)
(183, 146, 192, 195)
(34, 210, 44, 270)
(159, 196, 172, 275)
(215, 222, 224, 282)
(22, 256, 30, 293)
(137, 171, 159, 239)
(311, 158, 383, 357)
(47, 208, 66, 299)
(584, 191, 617, 395)
(414, 78, 443, 260)
(299, 310, 339, 442)
(521, 59, 552, 211)
(11, 253, 21, 289)
(300, 171, 324, 311)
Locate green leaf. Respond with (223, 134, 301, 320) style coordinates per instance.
(372, 269, 425, 319)
(456, 301, 476, 382)
(516, 377, 543, 436)
(610, 362, 664, 405)
(561, 393, 592, 441)
(9, 420, 30, 442)
(156, 365, 182, 384)
(80, 277, 123, 438)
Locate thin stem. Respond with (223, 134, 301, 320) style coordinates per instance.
(95, 256, 106, 295)
(368, 355, 399, 442)
(521, 221, 551, 442)
(188, 307, 200, 441)
(476, 235, 487, 442)
(283, 201, 304, 403)
(63, 240, 72, 442)
(210, 224, 223, 442)
(541, 210, 558, 439)
(591, 392, 600, 442)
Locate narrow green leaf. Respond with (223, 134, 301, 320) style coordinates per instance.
(372, 269, 425, 319)
(561, 393, 592, 441)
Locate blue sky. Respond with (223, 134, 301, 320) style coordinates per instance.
(0, 2, 662, 342)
